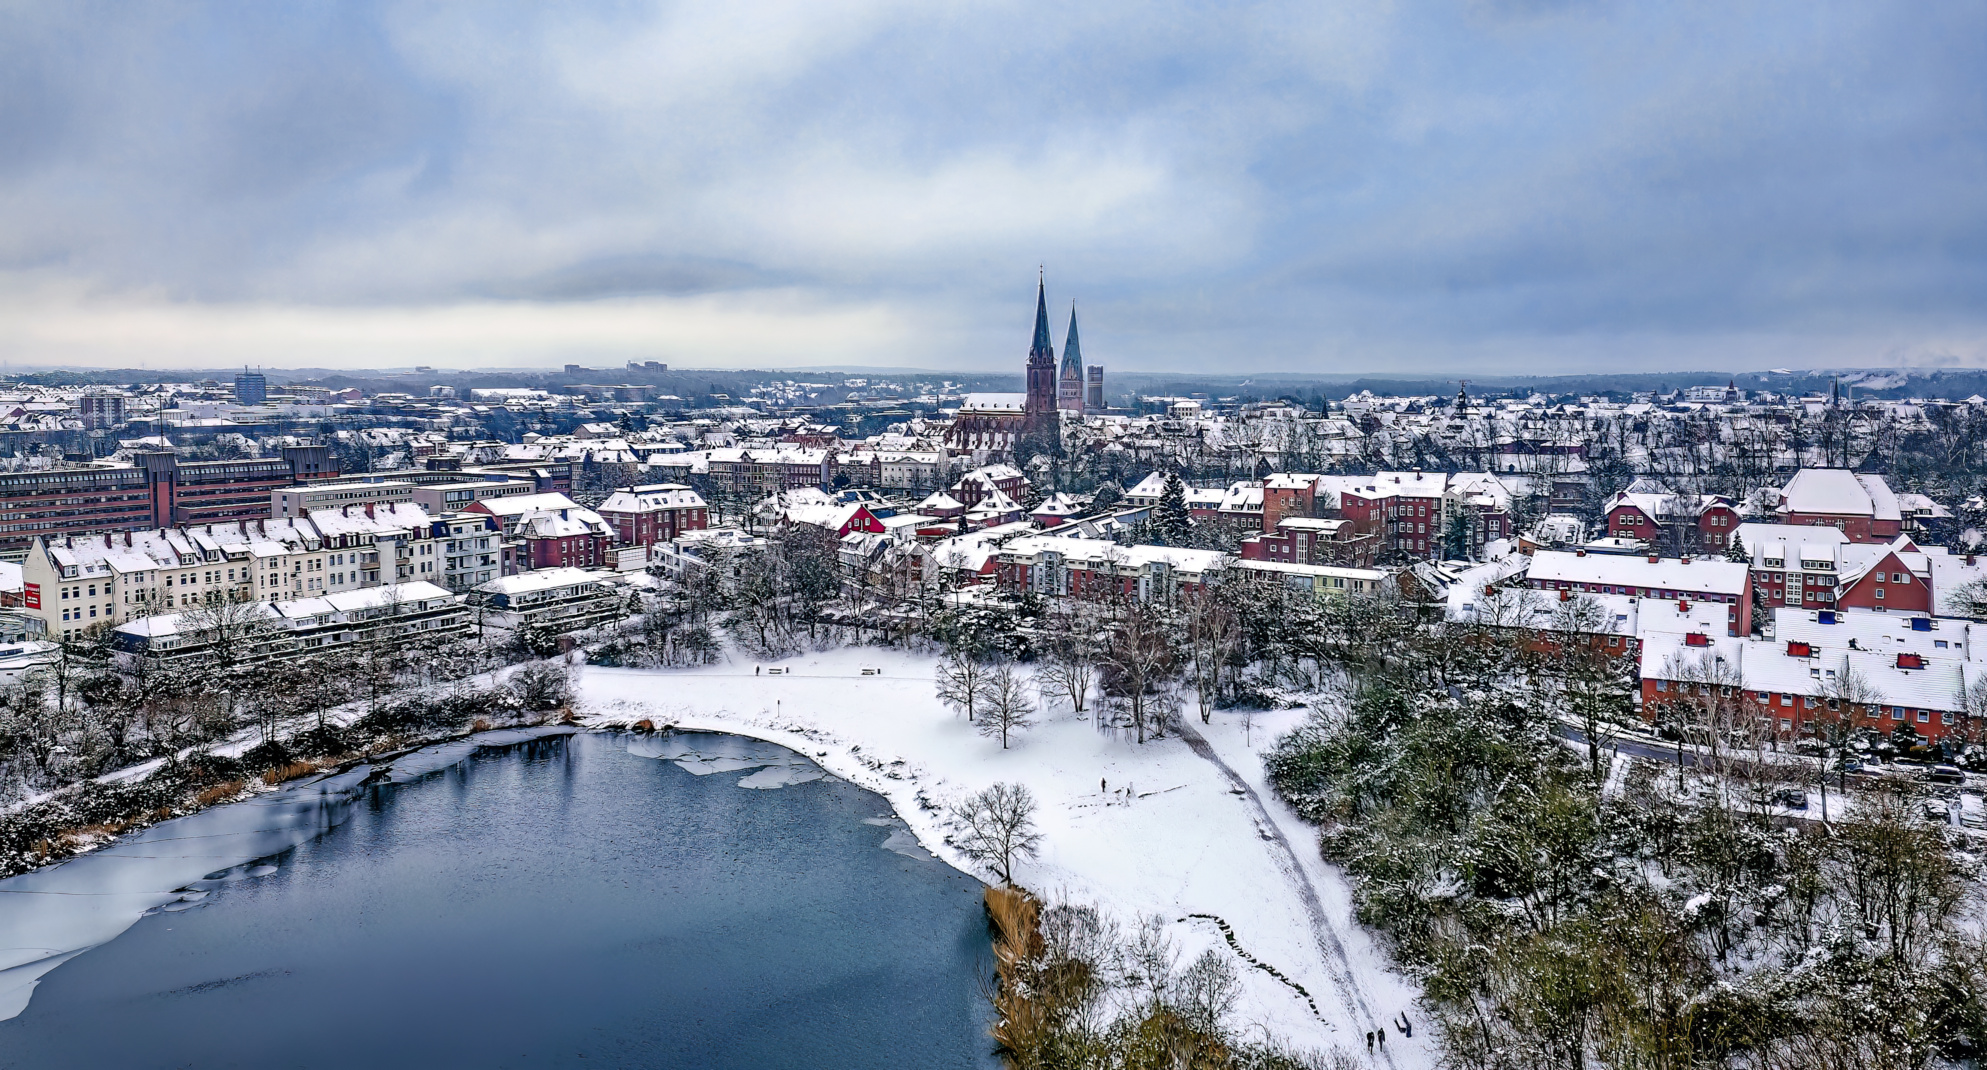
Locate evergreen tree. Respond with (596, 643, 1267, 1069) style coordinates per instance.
(1154, 472, 1192, 546)
(1725, 533, 1749, 562)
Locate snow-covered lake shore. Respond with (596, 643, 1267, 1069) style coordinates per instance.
(578, 648, 1431, 1066)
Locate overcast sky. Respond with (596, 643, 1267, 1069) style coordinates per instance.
(1, 1, 1983, 375)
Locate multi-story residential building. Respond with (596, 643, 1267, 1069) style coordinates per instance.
(993, 536, 1227, 603)
(1602, 479, 1742, 553)
(1239, 517, 1380, 568)
(76, 393, 126, 431)
(22, 503, 440, 641)
(1338, 471, 1446, 560)
(1640, 605, 1981, 742)
(950, 465, 1029, 508)
(1770, 468, 1904, 542)
(112, 581, 467, 665)
(434, 513, 503, 592)
(705, 447, 834, 498)
(466, 567, 623, 640)
(1525, 548, 1753, 636)
(462, 493, 613, 572)
(596, 484, 709, 547)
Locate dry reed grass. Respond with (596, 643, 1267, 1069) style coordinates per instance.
(262, 761, 318, 786)
(194, 780, 244, 807)
(984, 885, 1048, 1061)
(633, 718, 655, 733)
(471, 718, 492, 733)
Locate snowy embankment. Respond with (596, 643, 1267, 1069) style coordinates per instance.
(579, 648, 1429, 1066)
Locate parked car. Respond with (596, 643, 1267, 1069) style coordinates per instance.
(1930, 765, 1964, 785)
(1923, 801, 1952, 823)
(1771, 787, 1808, 810)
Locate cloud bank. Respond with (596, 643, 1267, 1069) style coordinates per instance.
(1, 1, 1983, 373)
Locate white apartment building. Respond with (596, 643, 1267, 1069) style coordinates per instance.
(23, 503, 443, 641)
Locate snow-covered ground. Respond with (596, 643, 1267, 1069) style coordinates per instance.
(579, 648, 1430, 1066)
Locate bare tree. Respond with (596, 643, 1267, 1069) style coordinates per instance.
(977, 664, 1036, 749)
(1100, 601, 1179, 744)
(1183, 582, 1240, 724)
(936, 650, 991, 722)
(1814, 658, 1882, 823)
(947, 782, 1043, 885)
(1034, 605, 1099, 718)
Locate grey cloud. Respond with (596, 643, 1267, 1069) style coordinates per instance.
(1, 0, 1985, 372)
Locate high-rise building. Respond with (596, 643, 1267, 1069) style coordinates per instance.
(234, 369, 268, 405)
(1086, 366, 1105, 412)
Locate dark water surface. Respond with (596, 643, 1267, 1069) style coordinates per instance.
(0, 732, 995, 1069)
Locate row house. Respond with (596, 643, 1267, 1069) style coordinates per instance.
(23, 503, 443, 641)
(706, 447, 835, 498)
(596, 484, 710, 547)
(1524, 548, 1753, 636)
(838, 450, 947, 490)
(1602, 478, 1741, 553)
(1639, 607, 1984, 743)
(112, 582, 467, 665)
(1233, 559, 1390, 599)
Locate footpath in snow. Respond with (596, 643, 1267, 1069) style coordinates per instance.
(579, 648, 1428, 1066)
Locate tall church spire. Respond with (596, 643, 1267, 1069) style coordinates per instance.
(1025, 272, 1057, 428)
(1031, 273, 1054, 360)
(1058, 302, 1086, 412)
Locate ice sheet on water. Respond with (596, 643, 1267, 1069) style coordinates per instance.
(0, 725, 580, 1022)
(862, 815, 934, 861)
(621, 730, 827, 789)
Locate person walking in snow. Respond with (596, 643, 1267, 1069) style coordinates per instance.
(1399, 1013, 1412, 1038)
(1365, 1032, 1373, 1051)
(1377, 1027, 1385, 1046)
(1101, 778, 1106, 793)
(755, 665, 760, 676)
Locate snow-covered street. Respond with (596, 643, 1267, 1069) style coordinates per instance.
(579, 649, 1429, 1066)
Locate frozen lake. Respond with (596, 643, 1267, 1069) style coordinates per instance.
(0, 731, 996, 1069)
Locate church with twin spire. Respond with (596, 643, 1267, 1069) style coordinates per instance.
(946, 274, 1106, 459)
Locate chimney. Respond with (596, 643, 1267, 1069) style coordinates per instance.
(1647, 553, 1660, 564)
(123, 531, 131, 547)
(1559, 588, 1571, 602)
(365, 503, 374, 518)
(1680, 555, 1691, 564)
(1575, 548, 1586, 557)
(104, 533, 112, 548)
(1678, 599, 1690, 613)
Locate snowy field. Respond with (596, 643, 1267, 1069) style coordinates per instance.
(580, 648, 1430, 1066)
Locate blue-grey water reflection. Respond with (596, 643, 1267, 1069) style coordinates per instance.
(0, 732, 995, 1069)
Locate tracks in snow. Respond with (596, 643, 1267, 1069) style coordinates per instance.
(1171, 719, 1400, 1068)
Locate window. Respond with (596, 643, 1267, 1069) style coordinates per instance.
(1780, 694, 1793, 706)
(1918, 710, 1930, 723)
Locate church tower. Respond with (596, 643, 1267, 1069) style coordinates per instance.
(1025, 274, 1058, 430)
(1058, 304, 1086, 412)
